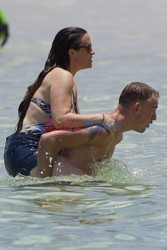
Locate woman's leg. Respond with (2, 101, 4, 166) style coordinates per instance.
(32, 129, 91, 178)
(52, 155, 86, 176)
(31, 132, 59, 177)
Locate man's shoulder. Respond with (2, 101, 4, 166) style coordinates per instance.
(86, 125, 109, 144)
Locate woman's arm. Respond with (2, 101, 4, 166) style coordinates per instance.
(48, 68, 111, 130)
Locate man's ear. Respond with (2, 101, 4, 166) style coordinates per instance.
(134, 101, 141, 113)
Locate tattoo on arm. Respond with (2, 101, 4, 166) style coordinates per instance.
(88, 126, 103, 141)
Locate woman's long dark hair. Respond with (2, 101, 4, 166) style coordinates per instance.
(16, 27, 87, 132)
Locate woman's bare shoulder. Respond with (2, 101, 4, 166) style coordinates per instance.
(48, 67, 73, 80)
(44, 67, 74, 88)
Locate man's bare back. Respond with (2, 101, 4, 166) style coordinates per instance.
(53, 127, 123, 176)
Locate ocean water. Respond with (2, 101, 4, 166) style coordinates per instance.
(0, 0, 167, 249)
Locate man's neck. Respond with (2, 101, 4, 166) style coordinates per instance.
(112, 105, 135, 133)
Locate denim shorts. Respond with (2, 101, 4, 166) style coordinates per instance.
(4, 132, 41, 177)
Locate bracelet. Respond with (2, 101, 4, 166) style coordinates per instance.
(99, 113, 105, 125)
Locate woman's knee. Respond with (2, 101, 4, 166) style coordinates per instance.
(39, 133, 56, 151)
(40, 133, 53, 144)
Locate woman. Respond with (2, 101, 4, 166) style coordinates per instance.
(4, 27, 111, 177)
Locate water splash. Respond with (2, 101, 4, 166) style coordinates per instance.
(0, 158, 142, 188)
(93, 158, 141, 184)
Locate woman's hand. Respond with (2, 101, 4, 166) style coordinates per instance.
(101, 112, 115, 133)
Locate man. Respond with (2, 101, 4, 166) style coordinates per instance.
(32, 82, 159, 177)
(0, 8, 9, 47)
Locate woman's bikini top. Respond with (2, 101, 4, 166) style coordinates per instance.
(21, 91, 78, 135)
(31, 91, 78, 117)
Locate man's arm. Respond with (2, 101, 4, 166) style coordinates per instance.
(34, 126, 108, 177)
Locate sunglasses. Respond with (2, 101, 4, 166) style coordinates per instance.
(76, 43, 92, 53)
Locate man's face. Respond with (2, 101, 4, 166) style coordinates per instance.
(135, 94, 158, 133)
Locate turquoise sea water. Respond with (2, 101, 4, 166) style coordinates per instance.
(0, 0, 167, 249)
